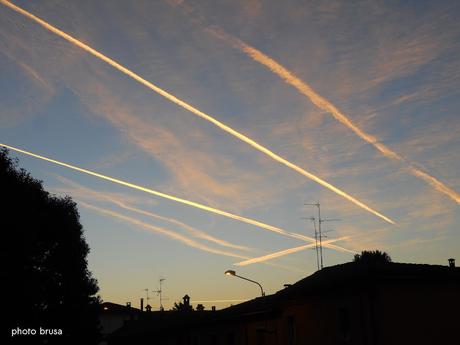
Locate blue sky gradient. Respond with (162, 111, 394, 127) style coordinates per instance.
(1, 0, 459, 309)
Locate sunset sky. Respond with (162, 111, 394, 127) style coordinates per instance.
(1, 0, 459, 310)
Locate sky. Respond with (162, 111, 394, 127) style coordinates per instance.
(1, 0, 459, 310)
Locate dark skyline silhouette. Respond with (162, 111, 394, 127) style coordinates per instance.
(1, 148, 101, 344)
(107, 258, 460, 345)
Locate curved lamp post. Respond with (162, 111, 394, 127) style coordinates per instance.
(225, 270, 265, 297)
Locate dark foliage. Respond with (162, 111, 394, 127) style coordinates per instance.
(353, 250, 392, 264)
(172, 302, 194, 312)
(1, 148, 100, 344)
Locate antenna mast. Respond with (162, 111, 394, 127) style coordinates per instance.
(305, 202, 340, 269)
(153, 278, 166, 311)
(304, 216, 319, 270)
(144, 288, 150, 304)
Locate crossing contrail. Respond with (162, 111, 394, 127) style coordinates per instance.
(80, 202, 309, 272)
(0, 0, 395, 224)
(234, 236, 353, 266)
(63, 181, 346, 270)
(202, 26, 460, 204)
(2, 143, 358, 255)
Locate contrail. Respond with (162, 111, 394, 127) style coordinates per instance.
(66, 178, 348, 264)
(113, 201, 252, 251)
(53, 176, 251, 251)
(80, 202, 308, 273)
(0, 0, 395, 224)
(234, 236, 353, 266)
(2, 143, 356, 254)
(203, 26, 460, 204)
(79, 201, 248, 259)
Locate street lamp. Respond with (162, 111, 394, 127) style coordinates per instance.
(224, 270, 265, 297)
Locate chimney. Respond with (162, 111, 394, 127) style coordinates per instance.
(140, 298, 144, 311)
(183, 294, 190, 308)
(448, 258, 455, 268)
(211, 306, 216, 311)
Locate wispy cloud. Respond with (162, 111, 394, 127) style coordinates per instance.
(169, 1, 459, 205)
(89, 150, 136, 170)
(0, 0, 394, 224)
(387, 235, 446, 251)
(73, 86, 261, 210)
(0, 48, 54, 127)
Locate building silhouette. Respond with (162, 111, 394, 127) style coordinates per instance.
(99, 302, 141, 344)
(107, 260, 459, 345)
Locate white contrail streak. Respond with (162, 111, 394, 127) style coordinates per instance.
(59, 180, 347, 269)
(54, 175, 251, 251)
(79, 201, 247, 259)
(234, 236, 353, 266)
(202, 26, 460, 204)
(80, 202, 309, 272)
(113, 201, 251, 251)
(0, 0, 395, 224)
(1, 143, 359, 255)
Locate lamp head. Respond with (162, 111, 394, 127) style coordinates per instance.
(225, 270, 236, 276)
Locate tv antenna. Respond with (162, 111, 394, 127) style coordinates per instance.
(305, 202, 340, 269)
(153, 278, 166, 311)
(143, 288, 150, 304)
(302, 216, 319, 270)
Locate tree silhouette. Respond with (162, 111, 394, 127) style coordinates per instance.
(172, 295, 194, 312)
(1, 149, 100, 344)
(353, 250, 392, 264)
(172, 301, 194, 312)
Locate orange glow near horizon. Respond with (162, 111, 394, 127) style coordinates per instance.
(0, 0, 395, 224)
(191, 299, 248, 303)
